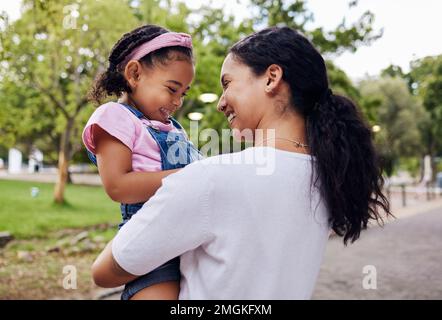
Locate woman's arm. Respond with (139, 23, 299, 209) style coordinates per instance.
(92, 160, 211, 287)
(91, 240, 137, 287)
(93, 125, 179, 204)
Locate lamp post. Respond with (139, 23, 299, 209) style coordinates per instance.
(187, 112, 204, 121)
(372, 125, 381, 133)
(199, 93, 218, 104)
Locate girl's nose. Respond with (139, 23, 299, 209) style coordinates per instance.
(173, 97, 182, 108)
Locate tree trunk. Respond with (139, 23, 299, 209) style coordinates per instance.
(54, 149, 68, 203)
(54, 118, 74, 204)
(429, 137, 437, 184)
(418, 156, 425, 183)
(431, 154, 437, 183)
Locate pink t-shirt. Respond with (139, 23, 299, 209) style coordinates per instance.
(82, 102, 181, 172)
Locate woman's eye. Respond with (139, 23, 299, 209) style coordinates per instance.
(167, 87, 177, 93)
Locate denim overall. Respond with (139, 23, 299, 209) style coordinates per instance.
(87, 102, 201, 299)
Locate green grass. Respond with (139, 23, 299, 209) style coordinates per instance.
(0, 180, 120, 239)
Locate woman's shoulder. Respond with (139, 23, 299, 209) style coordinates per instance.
(191, 147, 313, 179)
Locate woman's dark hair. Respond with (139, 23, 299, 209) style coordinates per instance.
(229, 26, 391, 245)
(89, 24, 193, 104)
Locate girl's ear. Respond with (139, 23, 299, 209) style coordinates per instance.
(124, 60, 142, 89)
(264, 64, 284, 94)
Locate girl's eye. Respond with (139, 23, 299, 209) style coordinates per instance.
(167, 86, 187, 97)
(222, 81, 230, 90)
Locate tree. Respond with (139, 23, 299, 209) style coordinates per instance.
(243, 0, 381, 117)
(382, 56, 442, 181)
(0, 0, 138, 203)
(358, 77, 427, 177)
(408, 55, 442, 181)
(381, 64, 405, 79)
(246, 0, 382, 55)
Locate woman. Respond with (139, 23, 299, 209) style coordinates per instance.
(91, 26, 391, 299)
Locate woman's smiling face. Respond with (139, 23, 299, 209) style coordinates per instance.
(217, 54, 267, 133)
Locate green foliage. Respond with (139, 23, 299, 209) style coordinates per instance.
(326, 60, 360, 101)
(409, 56, 442, 154)
(248, 0, 382, 55)
(0, 0, 139, 162)
(381, 64, 405, 79)
(0, 0, 384, 161)
(359, 76, 427, 175)
(397, 157, 421, 179)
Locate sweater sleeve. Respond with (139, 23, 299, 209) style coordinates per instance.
(111, 160, 212, 276)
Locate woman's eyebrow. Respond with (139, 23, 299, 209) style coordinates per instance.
(166, 80, 190, 90)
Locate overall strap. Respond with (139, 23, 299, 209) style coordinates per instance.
(169, 117, 190, 140)
(87, 150, 98, 166)
(118, 102, 145, 119)
(169, 117, 184, 130)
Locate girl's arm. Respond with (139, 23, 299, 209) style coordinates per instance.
(91, 240, 137, 288)
(93, 125, 179, 204)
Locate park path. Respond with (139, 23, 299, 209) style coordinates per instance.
(0, 170, 102, 185)
(313, 203, 442, 299)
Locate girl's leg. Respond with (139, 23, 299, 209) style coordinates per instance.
(130, 281, 180, 300)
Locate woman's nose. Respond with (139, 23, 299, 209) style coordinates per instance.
(217, 95, 226, 112)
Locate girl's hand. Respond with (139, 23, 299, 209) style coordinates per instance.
(91, 240, 137, 288)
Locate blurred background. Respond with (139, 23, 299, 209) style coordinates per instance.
(0, 0, 441, 299)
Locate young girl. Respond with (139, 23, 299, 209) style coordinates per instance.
(82, 24, 201, 300)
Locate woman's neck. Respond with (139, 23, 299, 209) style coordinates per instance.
(254, 110, 309, 154)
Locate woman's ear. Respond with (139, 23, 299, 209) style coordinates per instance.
(265, 64, 284, 94)
(124, 60, 142, 90)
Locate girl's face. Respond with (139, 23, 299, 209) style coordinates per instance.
(217, 54, 267, 133)
(126, 58, 194, 123)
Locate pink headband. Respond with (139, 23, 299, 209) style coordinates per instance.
(118, 32, 193, 70)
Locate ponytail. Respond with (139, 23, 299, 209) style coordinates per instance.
(88, 64, 131, 105)
(307, 93, 390, 244)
